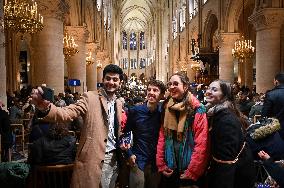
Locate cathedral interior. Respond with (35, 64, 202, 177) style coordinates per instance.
(0, 0, 284, 106)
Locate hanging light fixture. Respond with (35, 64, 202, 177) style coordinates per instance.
(190, 61, 201, 72)
(4, 0, 44, 34)
(63, 32, 79, 58)
(232, 0, 255, 60)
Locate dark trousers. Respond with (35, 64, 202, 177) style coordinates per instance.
(159, 170, 203, 188)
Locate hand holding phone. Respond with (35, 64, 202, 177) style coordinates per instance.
(31, 87, 52, 111)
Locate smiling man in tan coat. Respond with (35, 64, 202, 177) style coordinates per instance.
(31, 64, 124, 188)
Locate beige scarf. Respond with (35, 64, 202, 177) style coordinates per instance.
(164, 93, 194, 140)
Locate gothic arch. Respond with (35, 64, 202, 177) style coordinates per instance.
(224, 0, 255, 33)
(203, 12, 218, 51)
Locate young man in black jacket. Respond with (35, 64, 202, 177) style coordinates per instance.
(262, 73, 284, 139)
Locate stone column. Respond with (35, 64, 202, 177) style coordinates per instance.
(238, 60, 245, 86)
(31, 0, 69, 94)
(187, 57, 196, 82)
(244, 58, 254, 89)
(0, 0, 7, 108)
(66, 26, 89, 93)
(249, 9, 284, 93)
(96, 51, 104, 83)
(218, 32, 240, 83)
(97, 66, 103, 83)
(86, 42, 97, 91)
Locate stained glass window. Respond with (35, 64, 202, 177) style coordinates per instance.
(130, 32, 137, 50)
(140, 58, 146, 69)
(122, 58, 128, 69)
(140, 32, 146, 50)
(122, 31, 127, 50)
(172, 16, 177, 39)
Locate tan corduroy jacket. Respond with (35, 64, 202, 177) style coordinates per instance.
(43, 89, 123, 188)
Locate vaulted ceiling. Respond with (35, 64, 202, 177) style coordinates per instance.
(120, 0, 154, 33)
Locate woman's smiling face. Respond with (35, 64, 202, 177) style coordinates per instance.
(167, 75, 188, 100)
(205, 81, 224, 105)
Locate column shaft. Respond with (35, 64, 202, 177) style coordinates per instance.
(0, 0, 7, 107)
(31, 0, 69, 94)
(97, 67, 103, 83)
(245, 59, 254, 89)
(86, 43, 97, 91)
(249, 8, 284, 93)
(219, 33, 240, 83)
(256, 28, 281, 92)
(86, 63, 97, 91)
(66, 26, 89, 93)
(32, 18, 64, 93)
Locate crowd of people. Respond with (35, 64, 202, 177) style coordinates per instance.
(1, 64, 284, 188)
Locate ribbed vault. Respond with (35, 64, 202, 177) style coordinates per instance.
(120, 0, 154, 32)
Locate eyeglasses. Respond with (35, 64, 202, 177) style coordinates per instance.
(167, 81, 180, 88)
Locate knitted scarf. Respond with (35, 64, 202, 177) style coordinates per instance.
(164, 92, 194, 141)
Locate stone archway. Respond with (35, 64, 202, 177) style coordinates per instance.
(203, 12, 218, 52)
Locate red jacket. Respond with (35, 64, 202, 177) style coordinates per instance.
(156, 96, 210, 181)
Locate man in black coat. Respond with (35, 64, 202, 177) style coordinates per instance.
(262, 73, 284, 139)
(0, 102, 13, 161)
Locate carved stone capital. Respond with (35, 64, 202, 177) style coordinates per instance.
(37, 0, 70, 22)
(65, 26, 89, 43)
(218, 32, 240, 47)
(249, 8, 284, 31)
(86, 42, 97, 53)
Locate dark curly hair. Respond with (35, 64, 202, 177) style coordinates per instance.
(103, 64, 124, 81)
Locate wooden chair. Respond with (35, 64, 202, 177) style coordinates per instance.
(33, 164, 74, 188)
(10, 123, 25, 154)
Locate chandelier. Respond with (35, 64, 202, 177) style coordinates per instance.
(232, 36, 255, 59)
(63, 33, 79, 58)
(4, 0, 44, 34)
(191, 61, 201, 72)
(231, 0, 255, 60)
(86, 51, 94, 65)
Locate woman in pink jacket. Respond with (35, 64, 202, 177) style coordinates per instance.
(156, 72, 209, 188)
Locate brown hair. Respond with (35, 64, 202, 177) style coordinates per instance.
(147, 79, 166, 95)
(170, 72, 190, 87)
(215, 80, 249, 129)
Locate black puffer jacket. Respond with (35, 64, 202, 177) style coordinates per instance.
(29, 135, 76, 165)
(208, 108, 256, 188)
